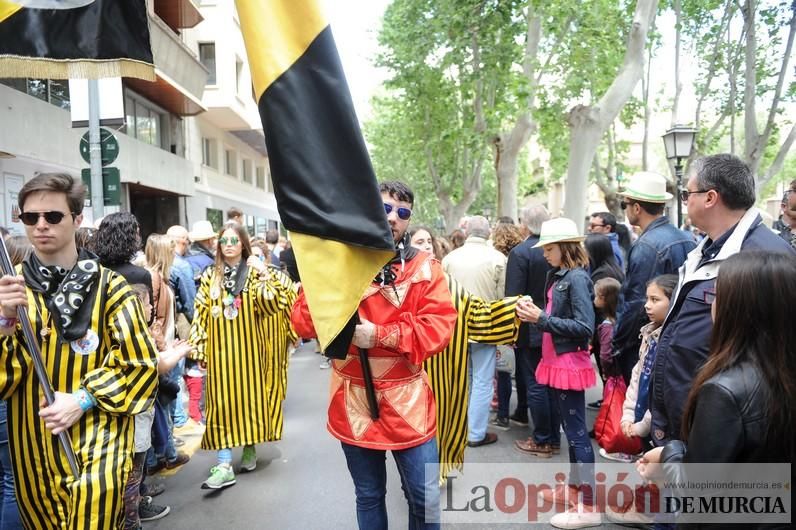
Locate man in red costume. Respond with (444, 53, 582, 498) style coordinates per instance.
(292, 181, 457, 529)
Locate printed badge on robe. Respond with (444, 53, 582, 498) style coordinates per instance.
(71, 329, 99, 355)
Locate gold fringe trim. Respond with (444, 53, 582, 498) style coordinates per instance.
(0, 56, 155, 81)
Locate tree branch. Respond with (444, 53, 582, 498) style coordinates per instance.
(762, 123, 796, 185)
(742, 0, 758, 160)
(759, 8, 796, 151)
(694, 0, 734, 129)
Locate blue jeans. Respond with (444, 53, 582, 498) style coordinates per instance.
(167, 360, 188, 427)
(0, 402, 22, 530)
(496, 371, 511, 420)
(552, 388, 594, 505)
(521, 347, 560, 446)
(340, 438, 440, 530)
(146, 400, 177, 468)
(467, 343, 497, 441)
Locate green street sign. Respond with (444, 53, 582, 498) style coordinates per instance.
(81, 167, 122, 206)
(80, 128, 119, 166)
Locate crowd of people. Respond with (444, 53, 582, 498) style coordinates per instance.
(0, 151, 793, 530)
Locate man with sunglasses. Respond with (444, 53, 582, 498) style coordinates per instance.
(0, 173, 158, 529)
(611, 172, 696, 388)
(291, 180, 457, 529)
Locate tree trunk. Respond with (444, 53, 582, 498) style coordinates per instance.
(563, 0, 659, 223)
(742, 0, 759, 170)
(641, 43, 653, 170)
(671, 0, 682, 126)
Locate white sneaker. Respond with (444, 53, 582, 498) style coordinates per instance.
(549, 504, 602, 529)
(605, 502, 653, 526)
(598, 447, 636, 463)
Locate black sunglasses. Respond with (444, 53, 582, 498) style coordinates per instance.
(19, 211, 74, 226)
(384, 203, 412, 221)
(679, 189, 712, 203)
(620, 201, 632, 210)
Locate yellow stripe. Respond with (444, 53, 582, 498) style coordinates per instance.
(235, 0, 327, 95)
(291, 232, 393, 352)
(0, 1, 20, 23)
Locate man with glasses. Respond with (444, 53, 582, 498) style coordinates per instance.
(291, 180, 457, 529)
(0, 172, 158, 529)
(611, 172, 696, 388)
(588, 211, 625, 269)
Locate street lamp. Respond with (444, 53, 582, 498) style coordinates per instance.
(662, 124, 697, 228)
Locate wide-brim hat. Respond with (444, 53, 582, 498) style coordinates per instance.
(189, 220, 216, 241)
(618, 171, 673, 203)
(532, 217, 586, 248)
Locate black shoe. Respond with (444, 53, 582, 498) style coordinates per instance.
(586, 399, 603, 411)
(140, 481, 165, 497)
(489, 416, 510, 431)
(467, 432, 498, 447)
(588, 429, 596, 439)
(138, 496, 170, 522)
(509, 411, 529, 426)
(146, 460, 166, 476)
(165, 452, 190, 470)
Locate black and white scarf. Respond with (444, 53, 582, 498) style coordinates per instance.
(22, 249, 101, 341)
(222, 260, 248, 297)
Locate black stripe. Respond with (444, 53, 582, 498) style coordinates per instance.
(258, 25, 393, 251)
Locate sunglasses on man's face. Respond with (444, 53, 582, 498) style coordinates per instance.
(218, 236, 240, 246)
(19, 211, 74, 226)
(384, 203, 412, 221)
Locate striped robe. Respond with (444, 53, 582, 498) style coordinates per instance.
(190, 266, 291, 450)
(424, 276, 519, 483)
(0, 268, 159, 530)
(262, 267, 297, 441)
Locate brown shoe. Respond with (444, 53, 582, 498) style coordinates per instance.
(467, 432, 498, 447)
(165, 452, 190, 470)
(514, 437, 553, 458)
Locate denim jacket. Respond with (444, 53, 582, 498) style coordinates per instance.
(536, 267, 594, 354)
(613, 217, 695, 361)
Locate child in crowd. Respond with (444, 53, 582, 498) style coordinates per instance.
(516, 218, 598, 529)
(601, 275, 677, 464)
(593, 277, 621, 378)
(124, 284, 193, 529)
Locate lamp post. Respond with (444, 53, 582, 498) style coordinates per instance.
(662, 125, 697, 228)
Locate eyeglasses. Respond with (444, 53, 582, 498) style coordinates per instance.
(19, 211, 74, 226)
(218, 236, 240, 246)
(620, 201, 632, 210)
(703, 288, 716, 304)
(384, 203, 412, 221)
(680, 189, 712, 202)
(588, 222, 606, 229)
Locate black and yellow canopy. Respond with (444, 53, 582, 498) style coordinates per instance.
(236, 0, 395, 355)
(0, 0, 154, 80)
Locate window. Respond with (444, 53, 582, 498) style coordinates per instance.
(0, 78, 70, 109)
(242, 159, 253, 184)
(199, 43, 216, 85)
(123, 93, 165, 148)
(224, 149, 237, 177)
(256, 167, 266, 190)
(202, 137, 218, 169)
(206, 208, 223, 232)
(235, 57, 244, 95)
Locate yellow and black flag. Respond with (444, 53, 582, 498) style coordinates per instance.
(0, 0, 154, 80)
(236, 0, 395, 356)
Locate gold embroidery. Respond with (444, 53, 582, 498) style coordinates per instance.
(382, 378, 428, 435)
(346, 381, 377, 439)
(378, 324, 400, 350)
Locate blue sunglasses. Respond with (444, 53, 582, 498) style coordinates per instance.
(384, 203, 412, 220)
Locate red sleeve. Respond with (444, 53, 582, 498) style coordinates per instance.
(290, 288, 317, 340)
(375, 260, 457, 365)
(598, 321, 614, 363)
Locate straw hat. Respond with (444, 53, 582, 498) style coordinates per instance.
(189, 220, 216, 242)
(532, 218, 586, 248)
(618, 171, 673, 203)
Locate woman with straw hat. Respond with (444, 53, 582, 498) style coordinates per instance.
(516, 217, 601, 529)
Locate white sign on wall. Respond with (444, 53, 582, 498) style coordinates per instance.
(3, 173, 25, 236)
(69, 77, 125, 128)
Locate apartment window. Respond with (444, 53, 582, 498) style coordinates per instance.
(224, 149, 237, 177)
(242, 159, 253, 184)
(206, 208, 223, 232)
(0, 78, 70, 109)
(256, 167, 266, 190)
(235, 58, 244, 95)
(123, 95, 163, 148)
(202, 137, 218, 169)
(199, 43, 216, 85)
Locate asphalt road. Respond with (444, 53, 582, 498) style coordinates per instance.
(148, 342, 629, 529)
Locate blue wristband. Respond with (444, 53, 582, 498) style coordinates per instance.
(74, 388, 96, 412)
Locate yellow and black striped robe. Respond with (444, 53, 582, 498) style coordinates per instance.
(262, 267, 297, 441)
(0, 268, 159, 530)
(190, 266, 291, 450)
(424, 275, 519, 483)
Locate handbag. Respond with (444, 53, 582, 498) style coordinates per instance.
(594, 375, 642, 455)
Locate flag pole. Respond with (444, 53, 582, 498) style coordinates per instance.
(88, 79, 104, 221)
(0, 238, 80, 478)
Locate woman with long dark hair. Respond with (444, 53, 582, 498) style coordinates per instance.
(189, 222, 292, 490)
(638, 252, 796, 506)
(585, 234, 624, 284)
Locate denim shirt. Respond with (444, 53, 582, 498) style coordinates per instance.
(170, 255, 196, 321)
(613, 217, 696, 360)
(536, 267, 595, 354)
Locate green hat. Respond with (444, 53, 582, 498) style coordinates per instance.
(618, 171, 674, 203)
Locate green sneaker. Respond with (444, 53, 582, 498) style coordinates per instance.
(201, 464, 236, 490)
(240, 446, 257, 472)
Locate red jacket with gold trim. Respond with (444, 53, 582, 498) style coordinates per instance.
(291, 253, 457, 450)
